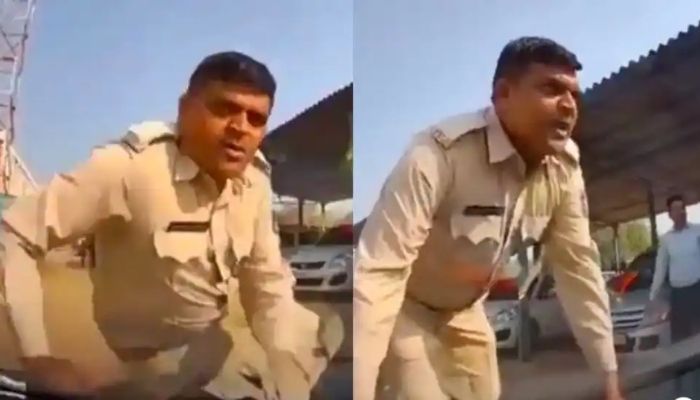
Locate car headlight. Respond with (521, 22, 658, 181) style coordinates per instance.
(493, 307, 518, 325)
(328, 251, 352, 270)
(638, 300, 670, 328)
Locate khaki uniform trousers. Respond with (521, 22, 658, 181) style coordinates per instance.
(100, 320, 278, 400)
(378, 297, 500, 400)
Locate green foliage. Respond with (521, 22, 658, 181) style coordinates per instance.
(593, 220, 651, 269)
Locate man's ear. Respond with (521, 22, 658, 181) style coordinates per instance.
(179, 91, 198, 120)
(492, 78, 511, 102)
(178, 92, 187, 113)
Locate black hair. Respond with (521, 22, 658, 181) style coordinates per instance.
(492, 36, 582, 87)
(188, 51, 276, 101)
(667, 194, 685, 209)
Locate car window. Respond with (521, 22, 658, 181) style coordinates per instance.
(317, 225, 353, 245)
(281, 225, 354, 248)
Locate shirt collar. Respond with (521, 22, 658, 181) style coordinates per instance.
(484, 106, 518, 165)
(483, 106, 527, 177)
(173, 151, 200, 183)
(484, 106, 581, 170)
(171, 144, 250, 195)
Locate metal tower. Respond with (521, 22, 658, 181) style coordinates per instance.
(0, 0, 35, 193)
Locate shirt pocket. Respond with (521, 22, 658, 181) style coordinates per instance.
(449, 214, 502, 245)
(152, 228, 208, 264)
(448, 214, 503, 268)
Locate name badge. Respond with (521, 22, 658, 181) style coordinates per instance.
(166, 221, 210, 232)
(463, 205, 505, 216)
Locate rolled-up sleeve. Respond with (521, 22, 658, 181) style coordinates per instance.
(1, 145, 130, 357)
(354, 133, 451, 400)
(543, 165, 617, 372)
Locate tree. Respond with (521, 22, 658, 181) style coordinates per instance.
(593, 228, 616, 269)
(620, 221, 652, 260)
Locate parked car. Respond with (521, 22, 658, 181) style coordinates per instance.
(486, 271, 572, 351)
(606, 249, 671, 352)
(286, 225, 353, 293)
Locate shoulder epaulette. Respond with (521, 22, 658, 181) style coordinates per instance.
(429, 109, 488, 149)
(120, 121, 176, 154)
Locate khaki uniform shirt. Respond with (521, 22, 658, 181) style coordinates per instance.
(354, 107, 616, 399)
(2, 121, 290, 357)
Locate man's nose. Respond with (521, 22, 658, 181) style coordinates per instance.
(226, 112, 249, 134)
(558, 92, 577, 116)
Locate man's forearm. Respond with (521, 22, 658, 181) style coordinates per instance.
(649, 247, 668, 301)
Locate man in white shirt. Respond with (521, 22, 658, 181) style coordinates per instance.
(650, 194, 700, 342)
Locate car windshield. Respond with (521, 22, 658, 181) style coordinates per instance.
(317, 225, 353, 245)
(280, 225, 353, 248)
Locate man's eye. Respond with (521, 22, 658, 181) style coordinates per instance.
(207, 102, 229, 116)
(248, 111, 268, 127)
(540, 83, 559, 96)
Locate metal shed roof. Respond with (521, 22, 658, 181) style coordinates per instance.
(576, 22, 700, 225)
(261, 83, 352, 204)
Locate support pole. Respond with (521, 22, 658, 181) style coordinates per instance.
(646, 182, 659, 249)
(612, 224, 621, 271)
(295, 198, 305, 247)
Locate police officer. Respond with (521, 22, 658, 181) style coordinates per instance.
(0, 51, 337, 399)
(354, 37, 623, 400)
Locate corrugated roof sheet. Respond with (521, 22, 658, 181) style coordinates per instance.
(261, 83, 352, 203)
(577, 20, 700, 225)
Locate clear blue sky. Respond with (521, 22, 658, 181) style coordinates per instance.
(354, 0, 700, 233)
(16, 0, 352, 183)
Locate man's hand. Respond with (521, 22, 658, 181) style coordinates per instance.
(22, 356, 97, 398)
(604, 371, 625, 400)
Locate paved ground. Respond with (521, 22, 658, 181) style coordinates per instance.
(0, 252, 352, 398)
(499, 340, 590, 400)
(499, 337, 696, 400)
(296, 292, 352, 399)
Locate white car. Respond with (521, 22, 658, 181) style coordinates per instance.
(486, 272, 571, 351)
(607, 250, 671, 353)
(285, 225, 353, 293)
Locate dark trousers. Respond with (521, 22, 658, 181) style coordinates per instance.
(670, 280, 700, 342)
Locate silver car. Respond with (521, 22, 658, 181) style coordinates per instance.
(285, 225, 354, 293)
(486, 273, 572, 351)
(607, 250, 671, 353)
